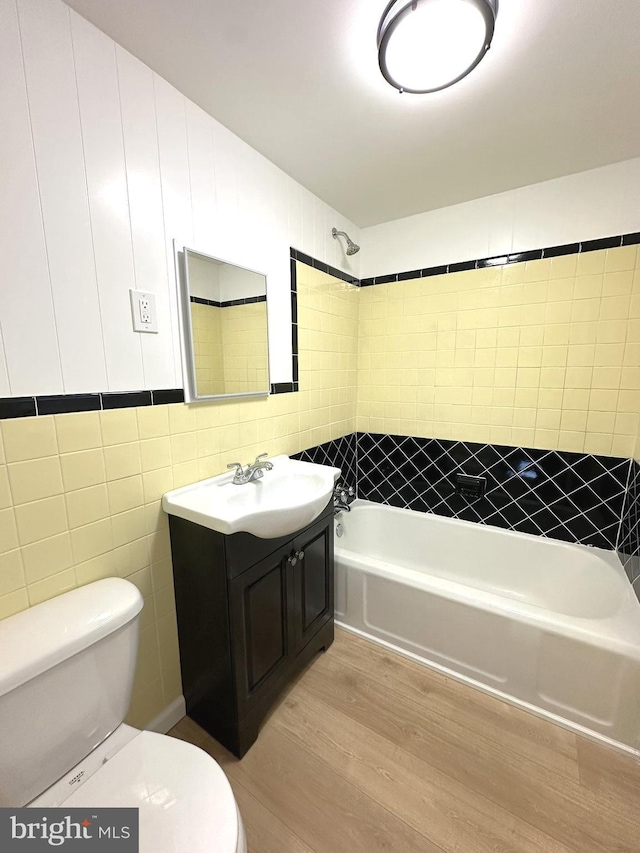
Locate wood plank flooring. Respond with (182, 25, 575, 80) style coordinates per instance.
(169, 629, 640, 853)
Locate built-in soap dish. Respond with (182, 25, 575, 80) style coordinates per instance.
(454, 473, 486, 500)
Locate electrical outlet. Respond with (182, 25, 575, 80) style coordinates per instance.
(129, 290, 158, 333)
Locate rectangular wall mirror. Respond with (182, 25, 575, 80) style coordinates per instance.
(177, 245, 270, 402)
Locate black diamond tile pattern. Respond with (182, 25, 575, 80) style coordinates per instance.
(293, 434, 357, 491)
(355, 433, 629, 550)
(294, 431, 632, 553)
(617, 460, 640, 598)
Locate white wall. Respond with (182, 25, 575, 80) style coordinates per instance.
(360, 158, 640, 278)
(186, 255, 264, 302)
(186, 254, 221, 303)
(0, 0, 361, 398)
(218, 265, 265, 302)
(3, 0, 639, 401)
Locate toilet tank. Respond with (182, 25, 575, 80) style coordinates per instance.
(0, 578, 143, 807)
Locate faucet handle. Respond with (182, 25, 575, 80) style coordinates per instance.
(253, 452, 273, 470)
(227, 461, 243, 475)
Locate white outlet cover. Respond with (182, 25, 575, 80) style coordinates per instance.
(129, 289, 158, 333)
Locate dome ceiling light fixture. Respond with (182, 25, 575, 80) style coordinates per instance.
(377, 0, 498, 94)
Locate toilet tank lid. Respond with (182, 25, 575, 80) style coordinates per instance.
(0, 578, 143, 697)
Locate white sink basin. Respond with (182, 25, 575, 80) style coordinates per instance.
(162, 455, 341, 539)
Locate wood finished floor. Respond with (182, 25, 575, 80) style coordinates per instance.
(169, 629, 640, 853)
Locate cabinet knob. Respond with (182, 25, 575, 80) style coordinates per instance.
(287, 554, 298, 566)
(296, 550, 305, 561)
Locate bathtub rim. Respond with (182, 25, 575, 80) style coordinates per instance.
(334, 498, 640, 630)
(337, 497, 620, 559)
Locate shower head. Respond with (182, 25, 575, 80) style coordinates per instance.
(332, 227, 360, 256)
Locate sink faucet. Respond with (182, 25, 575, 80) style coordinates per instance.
(227, 453, 273, 485)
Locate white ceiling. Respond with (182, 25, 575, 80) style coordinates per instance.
(62, 0, 640, 228)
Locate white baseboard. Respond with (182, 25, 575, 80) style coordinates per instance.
(145, 696, 186, 734)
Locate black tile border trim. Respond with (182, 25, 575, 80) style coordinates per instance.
(37, 394, 101, 415)
(290, 230, 640, 289)
(290, 248, 359, 285)
(0, 388, 185, 419)
(581, 236, 622, 252)
(189, 295, 266, 308)
(152, 389, 186, 405)
(544, 242, 580, 258)
(0, 397, 37, 419)
(421, 264, 448, 277)
(270, 257, 300, 396)
(102, 391, 152, 409)
(270, 382, 298, 394)
(449, 260, 476, 273)
(191, 295, 220, 307)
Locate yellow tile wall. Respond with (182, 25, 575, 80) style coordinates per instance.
(220, 302, 269, 394)
(190, 301, 270, 395)
(0, 263, 358, 727)
(296, 263, 359, 444)
(190, 302, 224, 396)
(356, 245, 640, 456)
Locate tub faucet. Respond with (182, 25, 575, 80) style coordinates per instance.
(227, 453, 273, 485)
(333, 482, 355, 514)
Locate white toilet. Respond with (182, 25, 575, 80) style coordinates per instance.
(0, 577, 246, 853)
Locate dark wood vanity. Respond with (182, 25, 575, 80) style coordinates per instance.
(168, 501, 334, 757)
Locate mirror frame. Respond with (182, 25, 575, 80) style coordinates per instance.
(174, 241, 271, 403)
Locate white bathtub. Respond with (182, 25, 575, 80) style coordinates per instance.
(334, 500, 640, 754)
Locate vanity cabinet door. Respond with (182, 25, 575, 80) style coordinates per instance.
(291, 515, 334, 653)
(229, 548, 293, 718)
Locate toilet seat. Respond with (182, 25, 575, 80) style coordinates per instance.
(33, 728, 243, 853)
